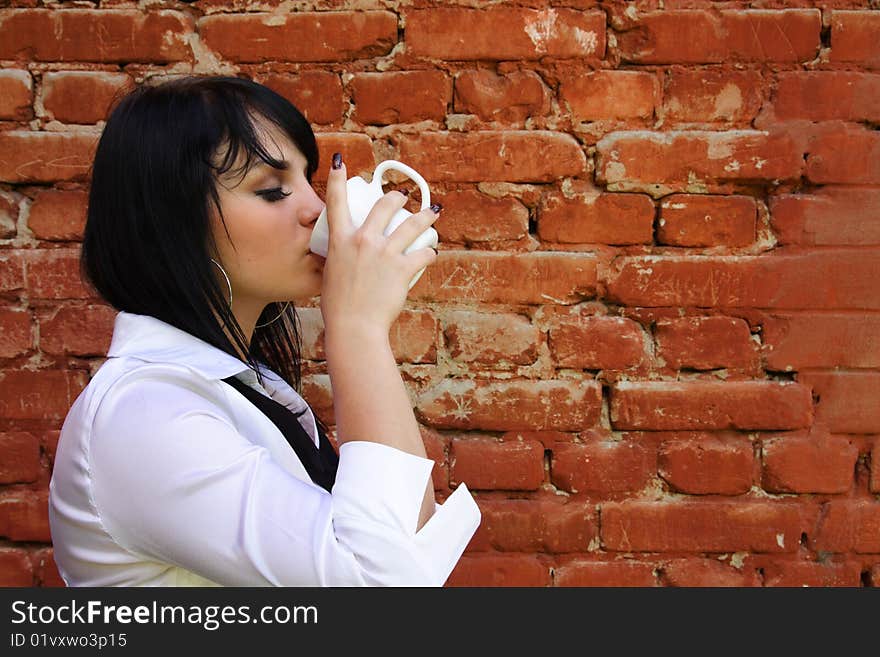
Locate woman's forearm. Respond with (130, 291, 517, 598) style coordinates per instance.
(324, 325, 436, 530)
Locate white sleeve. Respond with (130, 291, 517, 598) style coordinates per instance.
(89, 372, 481, 587)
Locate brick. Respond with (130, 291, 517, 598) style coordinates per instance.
(200, 12, 396, 63)
(654, 316, 757, 370)
(314, 132, 374, 182)
(560, 70, 658, 121)
(0, 490, 50, 542)
(301, 374, 333, 428)
(606, 250, 880, 310)
(25, 248, 93, 299)
(418, 378, 602, 432)
(295, 306, 323, 361)
(421, 428, 448, 493)
(443, 310, 539, 366)
(662, 67, 764, 123)
(0, 308, 33, 358)
(398, 131, 586, 183)
(0, 369, 88, 421)
(601, 500, 803, 552)
(470, 499, 595, 552)
(537, 191, 654, 245)
(813, 500, 880, 553)
(27, 189, 89, 241)
(551, 440, 655, 493)
(0, 192, 17, 239)
(618, 9, 821, 64)
(406, 7, 605, 60)
(43, 430, 60, 469)
(806, 125, 880, 185)
(454, 70, 549, 123)
(596, 130, 803, 194)
(502, 429, 577, 452)
(769, 72, 880, 123)
(872, 438, 880, 495)
(762, 434, 858, 494)
(0, 69, 32, 120)
(554, 560, 657, 587)
(0, 9, 192, 63)
(662, 558, 761, 587)
(762, 313, 880, 370)
(798, 371, 880, 434)
(431, 190, 528, 244)
(770, 188, 880, 247)
(658, 435, 755, 495)
(0, 432, 41, 484)
(612, 380, 813, 431)
(260, 72, 344, 125)
(0, 548, 34, 586)
(0, 131, 97, 183)
(39, 303, 116, 357)
(450, 437, 545, 490)
(31, 547, 65, 587)
(548, 315, 647, 370)
(352, 71, 451, 125)
(830, 10, 880, 67)
(414, 251, 597, 305)
(763, 560, 862, 587)
(390, 309, 438, 365)
(0, 250, 26, 293)
(42, 71, 132, 124)
(658, 193, 756, 247)
(446, 555, 551, 587)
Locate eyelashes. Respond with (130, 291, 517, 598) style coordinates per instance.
(255, 187, 292, 203)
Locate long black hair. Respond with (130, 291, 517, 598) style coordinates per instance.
(81, 75, 327, 432)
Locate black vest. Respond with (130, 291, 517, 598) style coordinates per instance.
(220, 375, 339, 493)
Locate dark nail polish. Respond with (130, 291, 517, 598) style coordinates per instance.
(431, 247, 439, 255)
(430, 203, 442, 214)
(332, 152, 342, 169)
(400, 188, 410, 196)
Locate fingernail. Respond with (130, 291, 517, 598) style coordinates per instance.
(430, 203, 442, 214)
(431, 247, 439, 255)
(400, 188, 410, 196)
(332, 152, 342, 170)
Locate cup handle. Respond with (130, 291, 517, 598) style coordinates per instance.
(371, 160, 431, 210)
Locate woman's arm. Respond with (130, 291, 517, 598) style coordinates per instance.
(318, 154, 443, 533)
(324, 324, 436, 531)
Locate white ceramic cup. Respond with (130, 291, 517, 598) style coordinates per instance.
(309, 160, 439, 290)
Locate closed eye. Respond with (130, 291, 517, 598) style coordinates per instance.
(255, 187, 292, 203)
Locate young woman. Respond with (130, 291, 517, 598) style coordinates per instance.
(48, 76, 481, 586)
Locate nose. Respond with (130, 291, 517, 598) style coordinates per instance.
(300, 186, 325, 227)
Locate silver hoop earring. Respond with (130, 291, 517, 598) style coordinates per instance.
(255, 301, 290, 328)
(210, 258, 290, 328)
(210, 258, 232, 306)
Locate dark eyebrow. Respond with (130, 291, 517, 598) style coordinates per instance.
(248, 160, 290, 173)
(248, 160, 308, 177)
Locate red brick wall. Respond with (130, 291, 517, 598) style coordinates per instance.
(1, 1, 878, 588)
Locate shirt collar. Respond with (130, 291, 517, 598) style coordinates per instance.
(106, 310, 256, 381)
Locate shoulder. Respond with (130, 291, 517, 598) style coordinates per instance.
(90, 357, 237, 427)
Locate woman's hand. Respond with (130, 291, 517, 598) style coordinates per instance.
(318, 152, 440, 341)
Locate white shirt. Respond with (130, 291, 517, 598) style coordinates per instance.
(48, 310, 481, 587)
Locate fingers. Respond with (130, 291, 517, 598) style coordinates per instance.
(325, 152, 351, 239)
(386, 203, 442, 254)
(361, 188, 411, 237)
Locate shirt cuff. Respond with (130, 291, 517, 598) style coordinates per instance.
(332, 440, 436, 536)
(331, 440, 481, 585)
(414, 481, 481, 585)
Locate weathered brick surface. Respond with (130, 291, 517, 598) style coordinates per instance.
(4, 2, 876, 588)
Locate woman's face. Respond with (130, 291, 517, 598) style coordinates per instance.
(209, 119, 325, 312)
